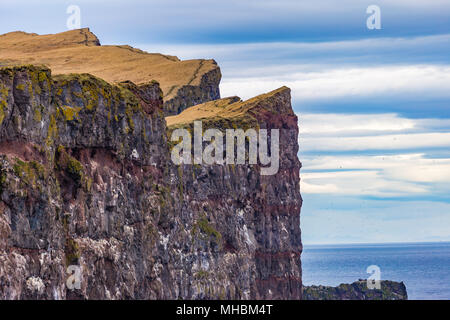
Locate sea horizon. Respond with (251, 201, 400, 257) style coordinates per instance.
(303, 240, 450, 247)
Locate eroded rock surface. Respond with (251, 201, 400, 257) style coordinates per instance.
(0, 65, 302, 300)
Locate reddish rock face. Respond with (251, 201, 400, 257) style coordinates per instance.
(0, 65, 302, 300)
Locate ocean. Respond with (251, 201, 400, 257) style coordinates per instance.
(301, 242, 450, 300)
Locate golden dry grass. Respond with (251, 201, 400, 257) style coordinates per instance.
(0, 28, 218, 100)
(166, 96, 241, 127)
(166, 87, 289, 128)
(0, 28, 101, 51)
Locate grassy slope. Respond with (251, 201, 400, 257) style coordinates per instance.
(166, 86, 289, 130)
(0, 28, 217, 101)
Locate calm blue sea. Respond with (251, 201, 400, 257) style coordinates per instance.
(301, 242, 450, 300)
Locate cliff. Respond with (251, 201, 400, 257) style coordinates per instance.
(0, 29, 221, 116)
(303, 280, 408, 300)
(0, 65, 302, 299)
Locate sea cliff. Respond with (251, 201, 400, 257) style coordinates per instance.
(0, 64, 302, 299)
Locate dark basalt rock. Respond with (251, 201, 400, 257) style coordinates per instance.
(0, 65, 302, 300)
(303, 280, 408, 300)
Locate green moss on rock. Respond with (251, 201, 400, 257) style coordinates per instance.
(12, 158, 46, 189)
(46, 114, 58, 147)
(192, 215, 222, 244)
(56, 146, 85, 186)
(59, 105, 82, 122)
(0, 92, 7, 125)
(65, 237, 80, 266)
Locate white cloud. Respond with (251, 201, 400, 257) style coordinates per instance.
(300, 113, 416, 136)
(299, 112, 450, 197)
(220, 65, 450, 101)
(301, 170, 430, 197)
(301, 153, 450, 196)
(302, 132, 450, 151)
(298, 112, 450, 151)
(141, 34, 450, 65)
(304, 154, 450, 183)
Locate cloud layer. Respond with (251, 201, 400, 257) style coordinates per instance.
(3, 0, 450, 43)
(300, 112, 450, 200)
(221, 65, 450, 103)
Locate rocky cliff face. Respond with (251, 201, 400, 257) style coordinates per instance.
(0, 65, 302, 300)
(163, 64, 222, 116)
(166, 89, 303, 299)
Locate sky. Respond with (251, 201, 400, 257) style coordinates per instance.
(1, 0, 449, 244)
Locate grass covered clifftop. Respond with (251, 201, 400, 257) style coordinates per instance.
(0, 28, 221, 115)
(0, 28, 100, 51)
(166, 86, 293, 131)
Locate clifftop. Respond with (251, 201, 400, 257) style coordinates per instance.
(0, 28, 101, 51)
(0, 28, 221, 115)
(166, 96, 242, 127)
(166, 86, 294, 132)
